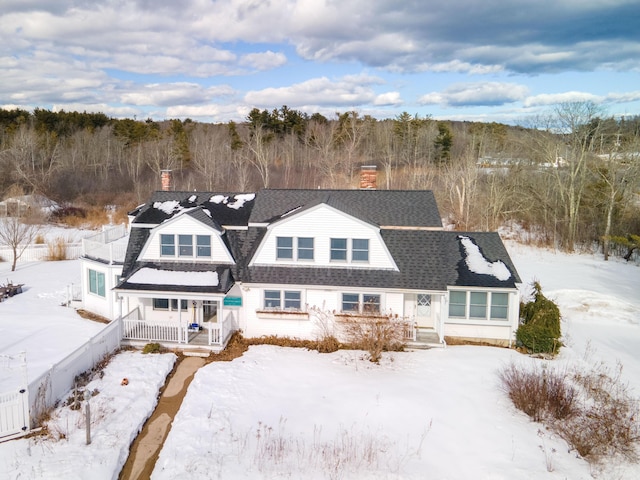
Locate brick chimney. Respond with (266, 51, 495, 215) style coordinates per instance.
(359, 165, 377, 189)
(161, 169, 173, 191)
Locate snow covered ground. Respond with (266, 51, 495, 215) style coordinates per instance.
(1, 241, 639, 479)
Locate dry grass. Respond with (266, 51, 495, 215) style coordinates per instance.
(499, 361, 640, 462)
(45, 236, 69, 261)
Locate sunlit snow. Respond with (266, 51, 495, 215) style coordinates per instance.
(458, 235, 511, 281)
(128, 268, 219, 286)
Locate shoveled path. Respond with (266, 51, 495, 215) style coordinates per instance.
(118, 355, 206, 480)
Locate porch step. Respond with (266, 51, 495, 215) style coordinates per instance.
(182, 348, 211, 358)
(407, 329, 445, 349)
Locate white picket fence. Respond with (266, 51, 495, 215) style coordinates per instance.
(0, 319, 123, 441)
(0, 243, 83, 263)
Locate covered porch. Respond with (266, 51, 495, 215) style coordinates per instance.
(116, 294, 239, 352)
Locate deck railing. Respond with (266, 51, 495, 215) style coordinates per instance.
(123, 319, 180, 343)
(81, 224, 128, 264)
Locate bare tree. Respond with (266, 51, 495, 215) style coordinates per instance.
(0, 214, 41, 271)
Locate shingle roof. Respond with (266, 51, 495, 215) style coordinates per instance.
(249, 189, 443, 228)
(245, 230, 520, 291)
(117, 262, 234, 294)
(132, 191, 255, 226)
(118, 188, 519, 293)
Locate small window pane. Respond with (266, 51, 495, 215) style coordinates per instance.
(264, 290, 281, 309)
(342, 293, 359, 312)
(196, 235, 211, 257)
(297, 237, 314, 260)
(352, 239, 369, 262)
(153, 298, 169, 310)
(449, 291, 466, 317)
(277, 237, 293, 259)
(179, 235, 193, 256)
(469, 292, 487, 318)
(284, 291, 301, 310)
(491, 293, 509, 320)
(362, 294, 380, 313)
(160, 234, 175, 256)
(331, 238, 347, 261)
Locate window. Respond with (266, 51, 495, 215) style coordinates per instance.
(448, 290, 510, 321)
(196, 235, 211, 257)
(469, 292, 487, 318)
(276, 237, 293, 259)
(160, 234, 175, 256)
(264, 290, 281, 309)
(88, 269, 105, 297)
(342, 293, 360, 312)
(171, 299, 189, 311)
(352, 239, 369, 262)
(178, 234, 193, 257)
(263, 290, 302, 310)
(449, 291, 467, 317)
(284, 291, 301, 309)
(297, 237, 314, 260)
(341, 293, 381, 313)
(330, 238, 347, 261)
(153, 298, 169, 310)
(490, 293, 509, 320)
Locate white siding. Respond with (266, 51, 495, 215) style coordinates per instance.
(250, 204, 397, 270)
(139, 216, 233, 263)
(81, 260, 122, 320)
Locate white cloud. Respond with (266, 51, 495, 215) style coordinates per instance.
(244, 75, 386, 108)
(239, 51, 287, 71)
(373, 92, 403, 106)
(523, 92, 602, 107)
(419, 82, 529, 107)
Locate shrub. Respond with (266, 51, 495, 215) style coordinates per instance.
(34, 234, 45, 244)
(46, 237, 68, 261)
(499, 361, 640, 462)
(516, 282, 561, 354)
(142, 342, 163, 354)
(498, 362, 576, 422)
(340, 314, 406, 363)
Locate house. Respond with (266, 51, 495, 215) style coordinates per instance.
(0, 194, 59, 217)
(80, 179, 521, 351)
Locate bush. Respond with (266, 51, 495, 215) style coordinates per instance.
(340, 314, 406, 363)
(498, 362, 576, 422)
(142, 342, 163, 354)
(516, 282, 561, 354)
(499, 361, 640, 462)
(46, 237, 68, 261)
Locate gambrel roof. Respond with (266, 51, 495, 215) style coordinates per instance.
(116, 189, 520, 294)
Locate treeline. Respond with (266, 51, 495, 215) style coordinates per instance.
(0, 104, 639, 254)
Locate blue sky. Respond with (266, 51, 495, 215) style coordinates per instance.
(1, 0, 639, 125)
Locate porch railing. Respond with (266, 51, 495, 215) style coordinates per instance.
(403, 321, 417, 341)
(81, 224, 128, 264)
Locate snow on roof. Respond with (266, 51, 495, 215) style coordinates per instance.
(128, 268, 219, 286)
(458, 235, 511, 281)
(153, 200, 183, 215)
(209, 193, 255, 210)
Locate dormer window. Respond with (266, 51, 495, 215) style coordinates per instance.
(297, 237, 314, 260)
(179, 235, 193, 256)
(276, 237, 293, 259)
(160, 234, 175, 256)
(352, 239, 369, 262)
(330, 238, 347, 261)
(196, 235, 211, 257)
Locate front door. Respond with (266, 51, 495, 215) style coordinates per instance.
(203, 301, 218, 323)
(416, 293, 433, 328)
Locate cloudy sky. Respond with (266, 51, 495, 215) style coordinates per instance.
(1, 0, 639, 124)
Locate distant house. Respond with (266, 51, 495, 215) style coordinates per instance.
(80, 174, 521, 351)
(0, 194, 59, 217)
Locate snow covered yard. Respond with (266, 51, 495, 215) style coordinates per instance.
(0, 351, 175, 480)
(1, 242, 639, 479)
